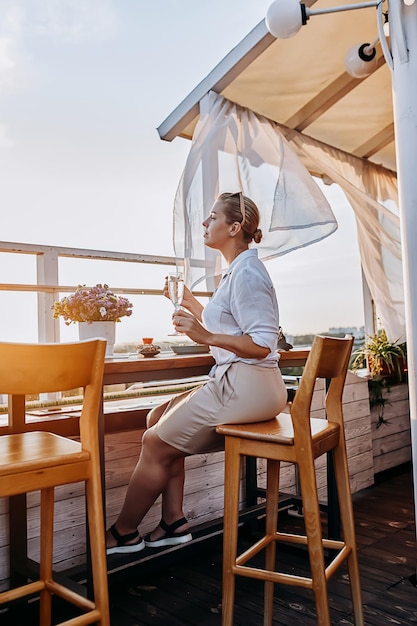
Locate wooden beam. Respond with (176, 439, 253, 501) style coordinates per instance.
(157, 21, 275, 141)
(353, 122, 395, 158)
(284, 52, 386, 132)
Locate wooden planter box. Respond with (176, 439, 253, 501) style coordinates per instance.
(370, 381, 411, 474)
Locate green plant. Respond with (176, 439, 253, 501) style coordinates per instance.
(52, 284, 133, 324)
(351, 329, 406, 380)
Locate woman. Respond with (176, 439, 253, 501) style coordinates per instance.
(106, 192, 288, 554)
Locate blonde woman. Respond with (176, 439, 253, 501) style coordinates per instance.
(106, 192, 288, 553)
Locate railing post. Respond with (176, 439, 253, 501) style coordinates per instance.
(36, 249, 60, 343)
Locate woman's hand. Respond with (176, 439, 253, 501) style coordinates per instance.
(172, 309, 211, 344)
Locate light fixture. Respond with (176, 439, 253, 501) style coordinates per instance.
(266, 0, 389, 79)
(403, 0, 415, 6)
(266, 0, 306, 39)
(345, 42, 378, 78)
(266, 0, 380, 39)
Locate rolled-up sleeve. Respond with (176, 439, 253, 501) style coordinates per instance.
(203, 249, 280, 366)
(229, 263, 279, 353)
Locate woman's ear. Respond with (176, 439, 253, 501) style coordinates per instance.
(229, 222, 242, 237)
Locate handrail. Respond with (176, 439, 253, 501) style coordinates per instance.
(0, 240, 176, 264)
(0, 284, 208, 297)
(0, 240, 211, 344)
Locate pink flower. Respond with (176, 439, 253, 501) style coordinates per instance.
(52, 284, 133, 325)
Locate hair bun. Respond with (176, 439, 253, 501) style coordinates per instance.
(253, 228, 263, 244)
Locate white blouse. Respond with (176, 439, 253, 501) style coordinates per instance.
(202, 249, 280, 368)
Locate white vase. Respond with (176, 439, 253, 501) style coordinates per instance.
(78, 321, 116, 357)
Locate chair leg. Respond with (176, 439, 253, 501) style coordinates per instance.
(222, 439, 241, 626)
(332, 447, 364, 625)
(297, 457, 332, 626)
(39, 487, 54, 626)
(85, 469, 110, 626)
(264, 459, 280, 626)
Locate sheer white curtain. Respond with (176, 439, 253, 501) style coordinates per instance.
(173, 92, 337, 291)
(286, 130, 404, 342)
(173, 91, 404, 342)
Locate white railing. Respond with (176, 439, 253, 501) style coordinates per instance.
(0, 240, 213, 407)
(0, 240, 209, 344)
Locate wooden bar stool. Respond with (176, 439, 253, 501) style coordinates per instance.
(216, 335, 364, 626)
(0, 340, 110, 626)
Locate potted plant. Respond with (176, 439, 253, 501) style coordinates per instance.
(351, 329, 407, 381)
(52, 284, 133, 324)
(52, 284, 133, 356)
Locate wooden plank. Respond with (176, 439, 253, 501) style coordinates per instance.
(369, 382, 411, 473)
(373, 447, 412, 474)
(371, 413, 411, 438)
(373, 430, 411, 455)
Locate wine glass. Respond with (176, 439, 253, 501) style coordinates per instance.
(168, 271, 184, 335)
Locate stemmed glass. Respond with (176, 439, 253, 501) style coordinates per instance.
(168, 271, 184, 335)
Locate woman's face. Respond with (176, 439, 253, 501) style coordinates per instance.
(202, 201, 234, 250)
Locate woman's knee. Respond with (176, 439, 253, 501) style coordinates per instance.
(146, 408, 158, 429)
(146, 401, 169, 428)
(142, 427, 185, 465)
(142, 426, 158, 448)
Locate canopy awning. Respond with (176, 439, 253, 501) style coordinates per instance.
(158, 0, 395, 178)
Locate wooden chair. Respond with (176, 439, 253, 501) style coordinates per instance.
(0, 340, 110, 626)
(216, 335, 364, 626)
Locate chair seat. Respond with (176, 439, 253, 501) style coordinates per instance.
(0, 431, 87, 477)
(217, 413, 340, 451)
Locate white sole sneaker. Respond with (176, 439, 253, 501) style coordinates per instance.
(106, 538, 146, 555)
(144, 532, 193, 548)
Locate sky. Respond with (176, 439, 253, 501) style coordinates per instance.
(0, 0, 364, 343)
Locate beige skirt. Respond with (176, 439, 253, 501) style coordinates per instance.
(153, 361, 288, 455)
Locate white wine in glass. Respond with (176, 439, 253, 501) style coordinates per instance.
(168, 272, 184, 334)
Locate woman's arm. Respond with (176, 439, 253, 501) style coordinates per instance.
(208, 331, 270, 358)
(172, 310, 270, 358)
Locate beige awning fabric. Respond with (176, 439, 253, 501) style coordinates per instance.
(158, 1, 395, 175)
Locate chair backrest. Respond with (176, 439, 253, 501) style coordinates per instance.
(0, 339, 106, 445)
(291, 335, 354, 435)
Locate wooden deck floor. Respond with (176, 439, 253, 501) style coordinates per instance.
(3, 465, 416, 625)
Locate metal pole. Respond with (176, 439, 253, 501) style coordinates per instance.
(389, 0, 417, 555)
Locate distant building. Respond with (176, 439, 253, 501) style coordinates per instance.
(328, 327, 364, 339)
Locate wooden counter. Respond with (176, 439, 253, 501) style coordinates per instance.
(103, 347, 309, 382)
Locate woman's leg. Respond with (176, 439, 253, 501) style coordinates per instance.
(161, 457, 186, 522)
(145, 456, 190, 541)
(146, 400, 170, 429)
(106, 426, 187, 548)
(145, 402, 189, 540)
